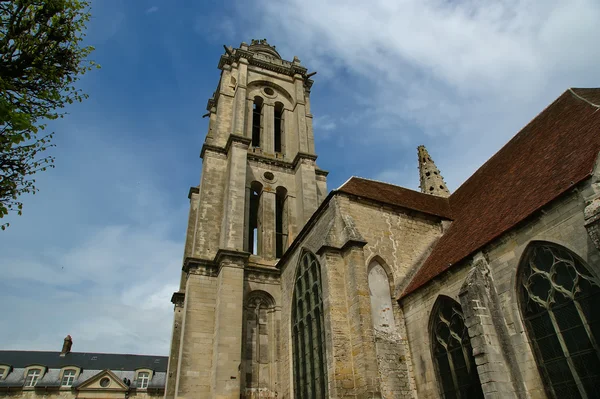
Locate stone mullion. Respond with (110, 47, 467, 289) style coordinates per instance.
(445, 349, 460, 398)
(548, 308, 588, 398)
(573, 298, 600, 354)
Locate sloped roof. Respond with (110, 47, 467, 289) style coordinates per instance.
(0, 351, 168, 372)
(338, 177, 452, 219)
(401, 88, 600, 297)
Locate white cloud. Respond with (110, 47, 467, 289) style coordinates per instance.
(243, 0, 600, 188)
(146, 6, 159, 14)
(0, 122, 184, 355)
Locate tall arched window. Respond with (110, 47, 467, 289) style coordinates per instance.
(275, 186, 288, 258)
(252, 96, 263, 147)
(431, 296, 483, 399)
(292, 251, 327, 398)
(247, 181, 262, 255)
(519, 241, 600, 398)
(242, 291, 276, 397)
(368, 260, 396, 333)
(274, 102, 284, 153)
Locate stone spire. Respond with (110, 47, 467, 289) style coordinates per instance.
(418, 145, 450, 197)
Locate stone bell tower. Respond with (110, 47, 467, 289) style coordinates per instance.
(165, 39, 328, 399)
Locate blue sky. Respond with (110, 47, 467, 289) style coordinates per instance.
(1, 0, 599, 356)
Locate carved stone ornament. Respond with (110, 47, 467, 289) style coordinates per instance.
(584, 197, 600, 250)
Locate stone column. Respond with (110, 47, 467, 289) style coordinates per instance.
(317, 245, 382, 398)
(165, 292, 185, 399)
(211, 250, 248, 398)
(232, 59, 248, 137)
(293, 74, 309, 153)
(458, 253, 527, 399)
(175, 264, 218, 398)
(220, 135, 252, 251)
(294, 154, 319, 226)
(261, 189, 276, 259)
(343, 245, 382, 397)
(262, 103, 275, 154)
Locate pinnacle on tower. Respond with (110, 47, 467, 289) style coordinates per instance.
(418, 145, 450, 197)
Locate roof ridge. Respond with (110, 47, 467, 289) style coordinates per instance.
(569, 88, 600, 109)
(343, 175, 422, 194)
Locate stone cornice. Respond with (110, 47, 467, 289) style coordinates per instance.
(183, 256, 215, 273)
(293, 152, 318, 169)
(225, 134, 252, 153)
(315, 168, 329, 177)
(171, 291, 185, 307)
(200, 135, 252, 159)
(316, 239, 368, 256)
(188, 186, 199, 199)
(217, 48, 313, 91)
(215, 248, 251, 268)
(200, 143, 225, 159)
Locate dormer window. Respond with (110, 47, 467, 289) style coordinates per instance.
(137, 371, 150, 389)
(0, 367, 7, 380)
(25, 369, 41, 387)
(61, 369, 76, 387)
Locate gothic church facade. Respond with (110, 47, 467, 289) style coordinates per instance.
(165, 40, 600, 398)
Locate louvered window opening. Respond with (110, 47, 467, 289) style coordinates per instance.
(432, 298, 483, 399)
(292, 251, 327, 398)
(520, 243, 600, 399)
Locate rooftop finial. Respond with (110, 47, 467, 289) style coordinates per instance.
(417, 145, 450, 198)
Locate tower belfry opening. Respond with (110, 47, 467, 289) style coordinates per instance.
(274, 102, 283, 153)
(252, 96, 263, 147)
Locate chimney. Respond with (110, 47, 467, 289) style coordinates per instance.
(60, 335, 73, 357)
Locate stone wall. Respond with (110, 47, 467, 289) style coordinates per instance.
(400, 182, 600, 398)
(276, 193, 446, 398)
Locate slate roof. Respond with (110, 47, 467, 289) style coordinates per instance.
(0, 350, 168, 389)
(401, 88, 600, 297)
(0, 351, 168, 372)
(338, 177, 452, 219)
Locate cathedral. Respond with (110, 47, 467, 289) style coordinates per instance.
(164, 39, 600, 399)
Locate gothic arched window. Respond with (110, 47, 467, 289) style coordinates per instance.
(431, 296, 483, 399)
(275, 186, 288, 258)
(519, 242, 600, 398)
(242, 291, 276, 396)
(247, 181, 263, 255)
(274, 102, 284, 153)
(292, 251, 327, 398)
(252, 96, 263, 147)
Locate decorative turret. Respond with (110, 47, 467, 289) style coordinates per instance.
(418, 145, 450, 197)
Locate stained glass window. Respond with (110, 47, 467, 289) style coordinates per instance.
(292, 251, 327, 398)
(519, 242, 600, 398)
(431, 296, 483, 399)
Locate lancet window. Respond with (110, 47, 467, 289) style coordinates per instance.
(242, 291, 276, 396)
(274, 102, 284, 153)
(431, 296, 483, 399)
(275, 186, 288, 258)
(519, 241, 600, 398)
(292, 251, 327, 398)
(252, 96, 263, 147)
(247, 181, 263, 255)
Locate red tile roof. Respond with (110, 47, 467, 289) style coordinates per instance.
(338, 177, 452, 219)
(338, 89, 600, 299)
(400, 88, 600, 297)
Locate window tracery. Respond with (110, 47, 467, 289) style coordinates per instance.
(292, 251, 327, 398)
(431, 296, 483, 399)
(519, 242, 600, 398)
